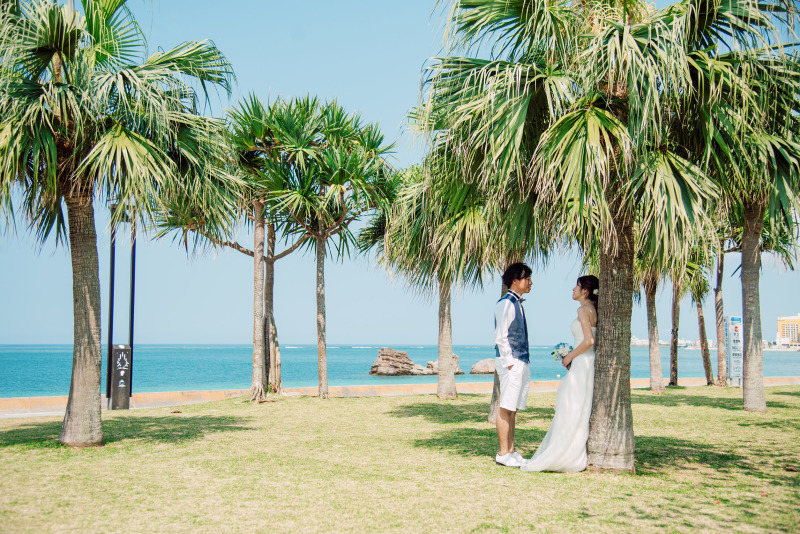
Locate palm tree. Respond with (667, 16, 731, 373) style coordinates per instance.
(640, 270, 666, 394)
(668, 246, 718, 386)
(269, 97, 395, 399)
(667, 274, 685, 387)
(716, 204, 799, 398)
(687, 261, 715, 385)
(157, 192, 305, 402)
(687, 4, 800, 410)
(414, 0, 800, 469)
(590, 240, 668, 395)
(592, 226, 667, 394)
(159, 95, 316, 400)
(360, 165, 503, 399)
(0, 0, 234, 446)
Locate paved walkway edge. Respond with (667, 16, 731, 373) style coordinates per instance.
(2, 376, 799, 418)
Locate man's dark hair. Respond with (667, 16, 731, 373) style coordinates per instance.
(502, 262, 532, 289)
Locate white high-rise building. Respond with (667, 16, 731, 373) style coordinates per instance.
(776, 314, 800, 346)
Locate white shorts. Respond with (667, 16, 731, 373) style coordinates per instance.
(495, 359, 530, 412)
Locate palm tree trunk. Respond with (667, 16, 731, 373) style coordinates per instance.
(714, 246, 727, 386)
(741, 202, 766, 412)
(250, 202, 267, 402)
(587, 208, 635, 472)
(697, 301, 714, 385)
(488, 280, 509, 424)
(437, 281, 457, 399)
(644, 278, 664, 393)
(263, 311, 270, 393)
(668, 281, 680, 386)
(488, 373, 501, 424)
(316, 235, 329, 399)
(59, 196, 103, 447)
(265, 224, 282, 394)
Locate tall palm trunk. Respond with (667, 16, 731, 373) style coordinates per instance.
(714, 246, 727, 386)
(250, 202, 267, 401)
(59, 195, 103, 447)
(668, 281, 680, 386)
(316, 234, 329, 399)
(488, 280, 508, 424)
(265, 224, 282, 393)
(644, 277, 664, 393)
(697, 301, 714, 385)
(741, 202, 766, 411)
(437, 281, 457, 399)
(488, 371, 501, 424)
(588, 207, 635, 471)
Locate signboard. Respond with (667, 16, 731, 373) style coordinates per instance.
(724, 316, 743, 387)
(109, 344, 132, 409)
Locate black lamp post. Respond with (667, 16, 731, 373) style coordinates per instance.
(106, 204, 136, 409)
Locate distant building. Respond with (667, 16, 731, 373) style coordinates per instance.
(692, 338, 717, 349)
(776, 314, 800, 346)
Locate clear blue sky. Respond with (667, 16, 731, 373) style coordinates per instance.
(0, 0, 798, 347)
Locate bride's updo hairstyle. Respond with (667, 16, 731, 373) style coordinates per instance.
(577, 275, 599, 310)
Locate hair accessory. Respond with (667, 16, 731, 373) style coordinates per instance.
(593, 289, 599, 295)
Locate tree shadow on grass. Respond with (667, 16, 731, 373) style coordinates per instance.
(404, 427, 798, 484)
(630, 389, 793, 411)
(406, 427, 549, 459)
(386, 396, 552, 458)
(386, 394, 553, 425)
(388, 398, 798, 483)
(0, 414, 251, 450)
(772, 390, 800, 398)
(635, 435, 799, 485)
(734, 418, 800, 432)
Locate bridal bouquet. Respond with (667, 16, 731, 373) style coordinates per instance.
(551, 343, 573, 369)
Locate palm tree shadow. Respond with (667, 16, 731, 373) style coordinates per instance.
(734, 419, 800, 432)
(635, 435, 798, 485)
(402, 425, 798, 483)
(0, 414, 251, 449)
(387, 395, 552, 458)
(631, 390, 793, 411)
(386, 395, 553, 426)
(410, 427, 549, 458)
(772, 390, 800, 398)
(388, 396, 798, 482)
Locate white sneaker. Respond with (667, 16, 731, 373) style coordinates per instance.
(510, 451, 525, 464)
(495, 452, 524, 467)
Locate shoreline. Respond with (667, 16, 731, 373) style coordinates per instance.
(2, 376, 799, 419)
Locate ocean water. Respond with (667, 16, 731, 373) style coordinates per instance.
(1, 344, 798, 398)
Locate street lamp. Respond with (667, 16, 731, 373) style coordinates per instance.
(105, 204, 136, 409)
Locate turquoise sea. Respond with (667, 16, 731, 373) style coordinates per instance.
(1, 344, 798, 398)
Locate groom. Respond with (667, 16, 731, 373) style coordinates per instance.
(494, 262, 532, 467)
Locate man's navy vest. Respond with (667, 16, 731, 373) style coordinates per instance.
(495, 292, 530, 363)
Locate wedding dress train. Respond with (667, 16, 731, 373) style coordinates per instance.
(521, 319, 595, 472)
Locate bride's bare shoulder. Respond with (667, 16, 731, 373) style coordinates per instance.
(577, 304, 597, 326)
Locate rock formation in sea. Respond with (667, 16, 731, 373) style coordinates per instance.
(470, 358, 495, 374)
(370, 348, 433, 375)
(426, 353, 464, 375)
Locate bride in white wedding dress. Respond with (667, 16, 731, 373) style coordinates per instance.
(521, 275, 599, 473)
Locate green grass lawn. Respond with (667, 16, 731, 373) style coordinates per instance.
(1, 385, 798, 533)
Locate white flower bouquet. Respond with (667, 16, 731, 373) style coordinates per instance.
(551, 342, 573, 369)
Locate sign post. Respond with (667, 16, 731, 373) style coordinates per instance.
(106, 205, 136, 409)
(109, 345, 132, 409)
(724, 316, 743, 387)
